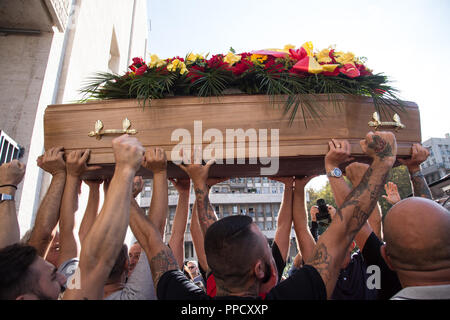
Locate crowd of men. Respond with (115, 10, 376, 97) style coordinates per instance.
(0, 131, 449, 300)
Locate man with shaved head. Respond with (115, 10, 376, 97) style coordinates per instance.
(381, 197, 450, 299)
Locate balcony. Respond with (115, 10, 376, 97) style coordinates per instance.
(0, 0, 69, 33)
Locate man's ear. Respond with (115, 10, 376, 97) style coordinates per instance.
(16, 293, 37, 300)
(380, 244, 395, 271)
(253, 260, 265, 281)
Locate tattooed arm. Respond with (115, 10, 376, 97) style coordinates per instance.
(306, 131, 397, 298)
(399, 143, 432, 199)
(131, 148, 178, 290)
(177, 148, 217, 237)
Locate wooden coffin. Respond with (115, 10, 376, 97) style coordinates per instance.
(44, 94, 421, 179)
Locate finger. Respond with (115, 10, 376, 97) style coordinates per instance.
(205, 158, 216, 169)
(85, 165, 102, 171)
(329, 140, 336, 150)
(81, 149, 91, 163)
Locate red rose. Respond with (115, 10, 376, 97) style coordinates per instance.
(186, 65, 205, 83)
(135, 64, 148, 75)
(340, 63, 360, 78)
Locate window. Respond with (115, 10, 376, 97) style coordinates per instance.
(262, 187, 269, 194)
(215, 206, 220, 213)
(249, 207, 255, 217)
(233, 205, 238, 214)
(257, 222, 264, 230)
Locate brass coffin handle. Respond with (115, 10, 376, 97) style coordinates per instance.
(88, 118, 137, 140)
(368, 112, 405, 131)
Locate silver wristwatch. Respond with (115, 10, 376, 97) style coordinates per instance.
(0, 194, 14, 202)
(327, 167, 342, 178)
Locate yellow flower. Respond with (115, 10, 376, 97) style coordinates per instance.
(187, 53, 204, 63)
(283, 44, 296, 52)
(335, 51, 355, 65)
(316, 49, 332, 63)
(251, 54, 268, 64)
(149, 54, 165, 68)
(167, 59, 188, 75)
(224, 52, 241, 66)
(301, 41, 314, 57)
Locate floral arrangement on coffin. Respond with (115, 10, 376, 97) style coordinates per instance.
(81, 42, 403, 123)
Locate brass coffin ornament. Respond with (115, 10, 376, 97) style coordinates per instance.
(88, 118, 137, 140)
(368, 112, 405, 131)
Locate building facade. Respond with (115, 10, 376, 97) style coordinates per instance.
(138, 177, 299, 263)
(420, 133, 450, 184)
(0, 0, 149, 239)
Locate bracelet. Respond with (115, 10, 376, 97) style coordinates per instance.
(0, 184, 17, 189)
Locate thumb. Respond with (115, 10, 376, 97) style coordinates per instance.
(205, 158, 216, 169)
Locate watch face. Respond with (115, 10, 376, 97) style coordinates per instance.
(332, 168, 342, 177)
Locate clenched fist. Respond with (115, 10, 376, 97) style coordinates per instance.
(360, 131, 397, 165)
(112, 134, 144, 173)
(143, 147, 167, 174)
(0, 160, 26, 187)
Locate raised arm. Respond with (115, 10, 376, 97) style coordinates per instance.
(189, 178, 227, 273)
(398, 143, 432, 199)
(0, 160, 25, 248)
(306, 131, 397, 298)
(271, 177, 294, 263)
(142, 148, 168, 237)
(346, 162, 384, 241)
(28, 148, 66, 257)
(57, 150, 90, 267)
(63, 134, 144, 300)
(168, 178, 191, 267)
(292, 176, 317, 266)
(129, 148, 178, 290)
(177, 149, 217, 238)
(78, 180, 102, 244)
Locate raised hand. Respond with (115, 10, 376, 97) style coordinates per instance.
(360, 131, 397, 165)
(66, 149, 94, 178)
(37, 147, 65, 176)
(132, 176, 144, 198)
(398, 143, 429, 173)
(0, 160, 26, 188)
(143, 147, 167, 174)
(112, 134, 144, 173)
(177, 147, 215, 186)
(294, 175, 318, 190)
(382, 181, 401, 205)
(325, 139, 354, 171)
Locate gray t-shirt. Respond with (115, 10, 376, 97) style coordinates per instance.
(58, 257, 79, 289)
(391, 284, 450, 300)
(105, 251, 156, 300)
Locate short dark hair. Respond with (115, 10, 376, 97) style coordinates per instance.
(205, 215, 267, 289)
(108, 244, 128, 282)
(0, 243, 39, 299)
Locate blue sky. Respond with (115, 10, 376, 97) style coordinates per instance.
(146, 0, 450, 188)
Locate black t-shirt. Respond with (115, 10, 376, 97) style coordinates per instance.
(361, 232, 402, 300)
(271, 241, 286, 282)
(157, 265, 326, 300)
(331, 250, 378, 300)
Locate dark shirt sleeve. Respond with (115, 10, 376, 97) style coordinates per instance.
(310, 221, 319, 242)
(361, 232, 403, 300)
(157, 270, 210, 300)
(265, 265, 327, 300)
(272, 241, 286, 282)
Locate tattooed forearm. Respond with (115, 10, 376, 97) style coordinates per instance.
(411, 175, 433, 200)
(368, 135, 393, 160)
(150, 247, 179, 289)
(336, 167, 389, 236)
(307, 243, 333, 284)
(194, 186, 218, 235)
